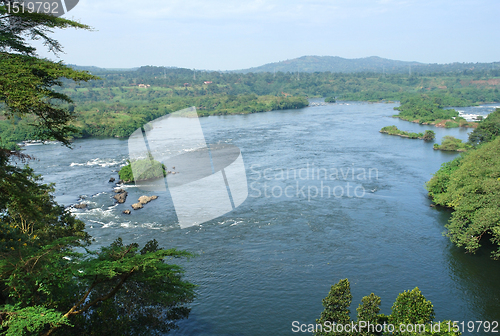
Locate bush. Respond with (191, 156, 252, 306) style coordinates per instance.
(427, 137, 500, 258)
(119, 157, 166, 182)
(434, 136, 469, 151)
(423, 130, 436, 141)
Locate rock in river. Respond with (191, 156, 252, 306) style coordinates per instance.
(131, 202, 143, 210)
(113, 190, 128, 204)
(138, 195, 158, 204)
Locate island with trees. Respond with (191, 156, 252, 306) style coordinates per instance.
(118, 157, 167, 183)
(380, 125, 435, 140)
(432, 136, 470, 151)
(393, 95, 478, 128)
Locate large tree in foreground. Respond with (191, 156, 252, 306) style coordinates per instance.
(0, 4, 195, 335)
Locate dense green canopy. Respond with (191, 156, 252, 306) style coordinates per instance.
(0, 6, 195, 335)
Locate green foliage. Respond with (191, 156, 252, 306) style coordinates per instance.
(379, 125, 425, 139)
(433, 136, 470, 152)
(356, 293, 382, 335)
(0, 305, 72, 336)
(0, 149, 195, 335)
(423, 130, 436, 141)
(356, 293, 381, 323)
(0, 9, 195, 335)
(3, 60, 500, 143)
(0, 3, 97, 146)
(59, 238, 195, 336)
(315, 279, 352, 336)
(427, 137, 500, 258)
(426, 156, 464, 205)
(0, 2, 91, 56)
(394, 95, 460, 124)
(315, 279, 459, 336)
(0, 53, 97, 146)
(388, 288, 435, 333)
(468, 108, 500, 146)
(118, 157, 166, 182)
(325, 96, 336, 103)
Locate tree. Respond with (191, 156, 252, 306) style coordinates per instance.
(433, 136, 469, 152)
(468, 108, 500, 146)
(388, 288, 434, 334)
(427, 137, 500, 258)
(422, 130, 435, 141)
(315, 279, 352, 336)
(315, 279, 460, 336)
(0, 6, 195, 335)
(356, 293, 384, 336)
(1, 2, 97, 146)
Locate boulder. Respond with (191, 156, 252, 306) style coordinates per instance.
(114, 188, 125, 193)
(131, 202, 143, 210)
(123, 209, 131, 214)
(113, 191, 128, 204)
(138, 195, 158, 204)
(109, 177, 115, 182)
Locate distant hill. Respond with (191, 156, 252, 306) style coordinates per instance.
(233, 56, 500, 74)
(234, 56, 420, 74)
(67, 56, 500, 76)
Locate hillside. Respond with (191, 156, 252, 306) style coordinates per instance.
(234, 55, 420, 74)
(233, 55, 500, 74)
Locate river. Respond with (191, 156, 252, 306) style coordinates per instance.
(23, 101, 500, 335)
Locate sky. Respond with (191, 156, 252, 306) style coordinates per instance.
(35, 0, 500, 71)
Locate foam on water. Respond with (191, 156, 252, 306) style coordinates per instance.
(70, 158, 126, 168)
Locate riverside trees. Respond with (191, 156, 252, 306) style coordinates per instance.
(427, 109, 500, 259)
(0, 4, 194, 335)
(314, 279, 460, 336)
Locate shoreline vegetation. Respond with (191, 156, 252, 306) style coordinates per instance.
(393, 95, 479, 128)
(426, 108, 500, 258)
(0, 11, 195, 335)
(3, 5, 500, 334)
(432, 136, 470, 152)
(1, 65, 500, 149)
(380, 125, 435, 140)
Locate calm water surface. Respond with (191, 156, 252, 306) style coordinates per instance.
(24, 101, 500, 335)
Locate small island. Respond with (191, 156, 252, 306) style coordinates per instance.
(118, 156, 167, 183)
(380, 125, 435, 140)
(324, 96, 336, 103)
(433, 136, 470, 152)
(394, 95, 478, 128)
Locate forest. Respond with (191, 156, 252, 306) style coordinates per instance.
(2, 64, 500, 149)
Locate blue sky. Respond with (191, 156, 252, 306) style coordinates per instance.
(36, 0, 500, 70)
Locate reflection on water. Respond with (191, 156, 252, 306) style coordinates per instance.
(24, 101, 499, 335)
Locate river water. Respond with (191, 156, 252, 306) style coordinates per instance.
(23, 101, 500, 335)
